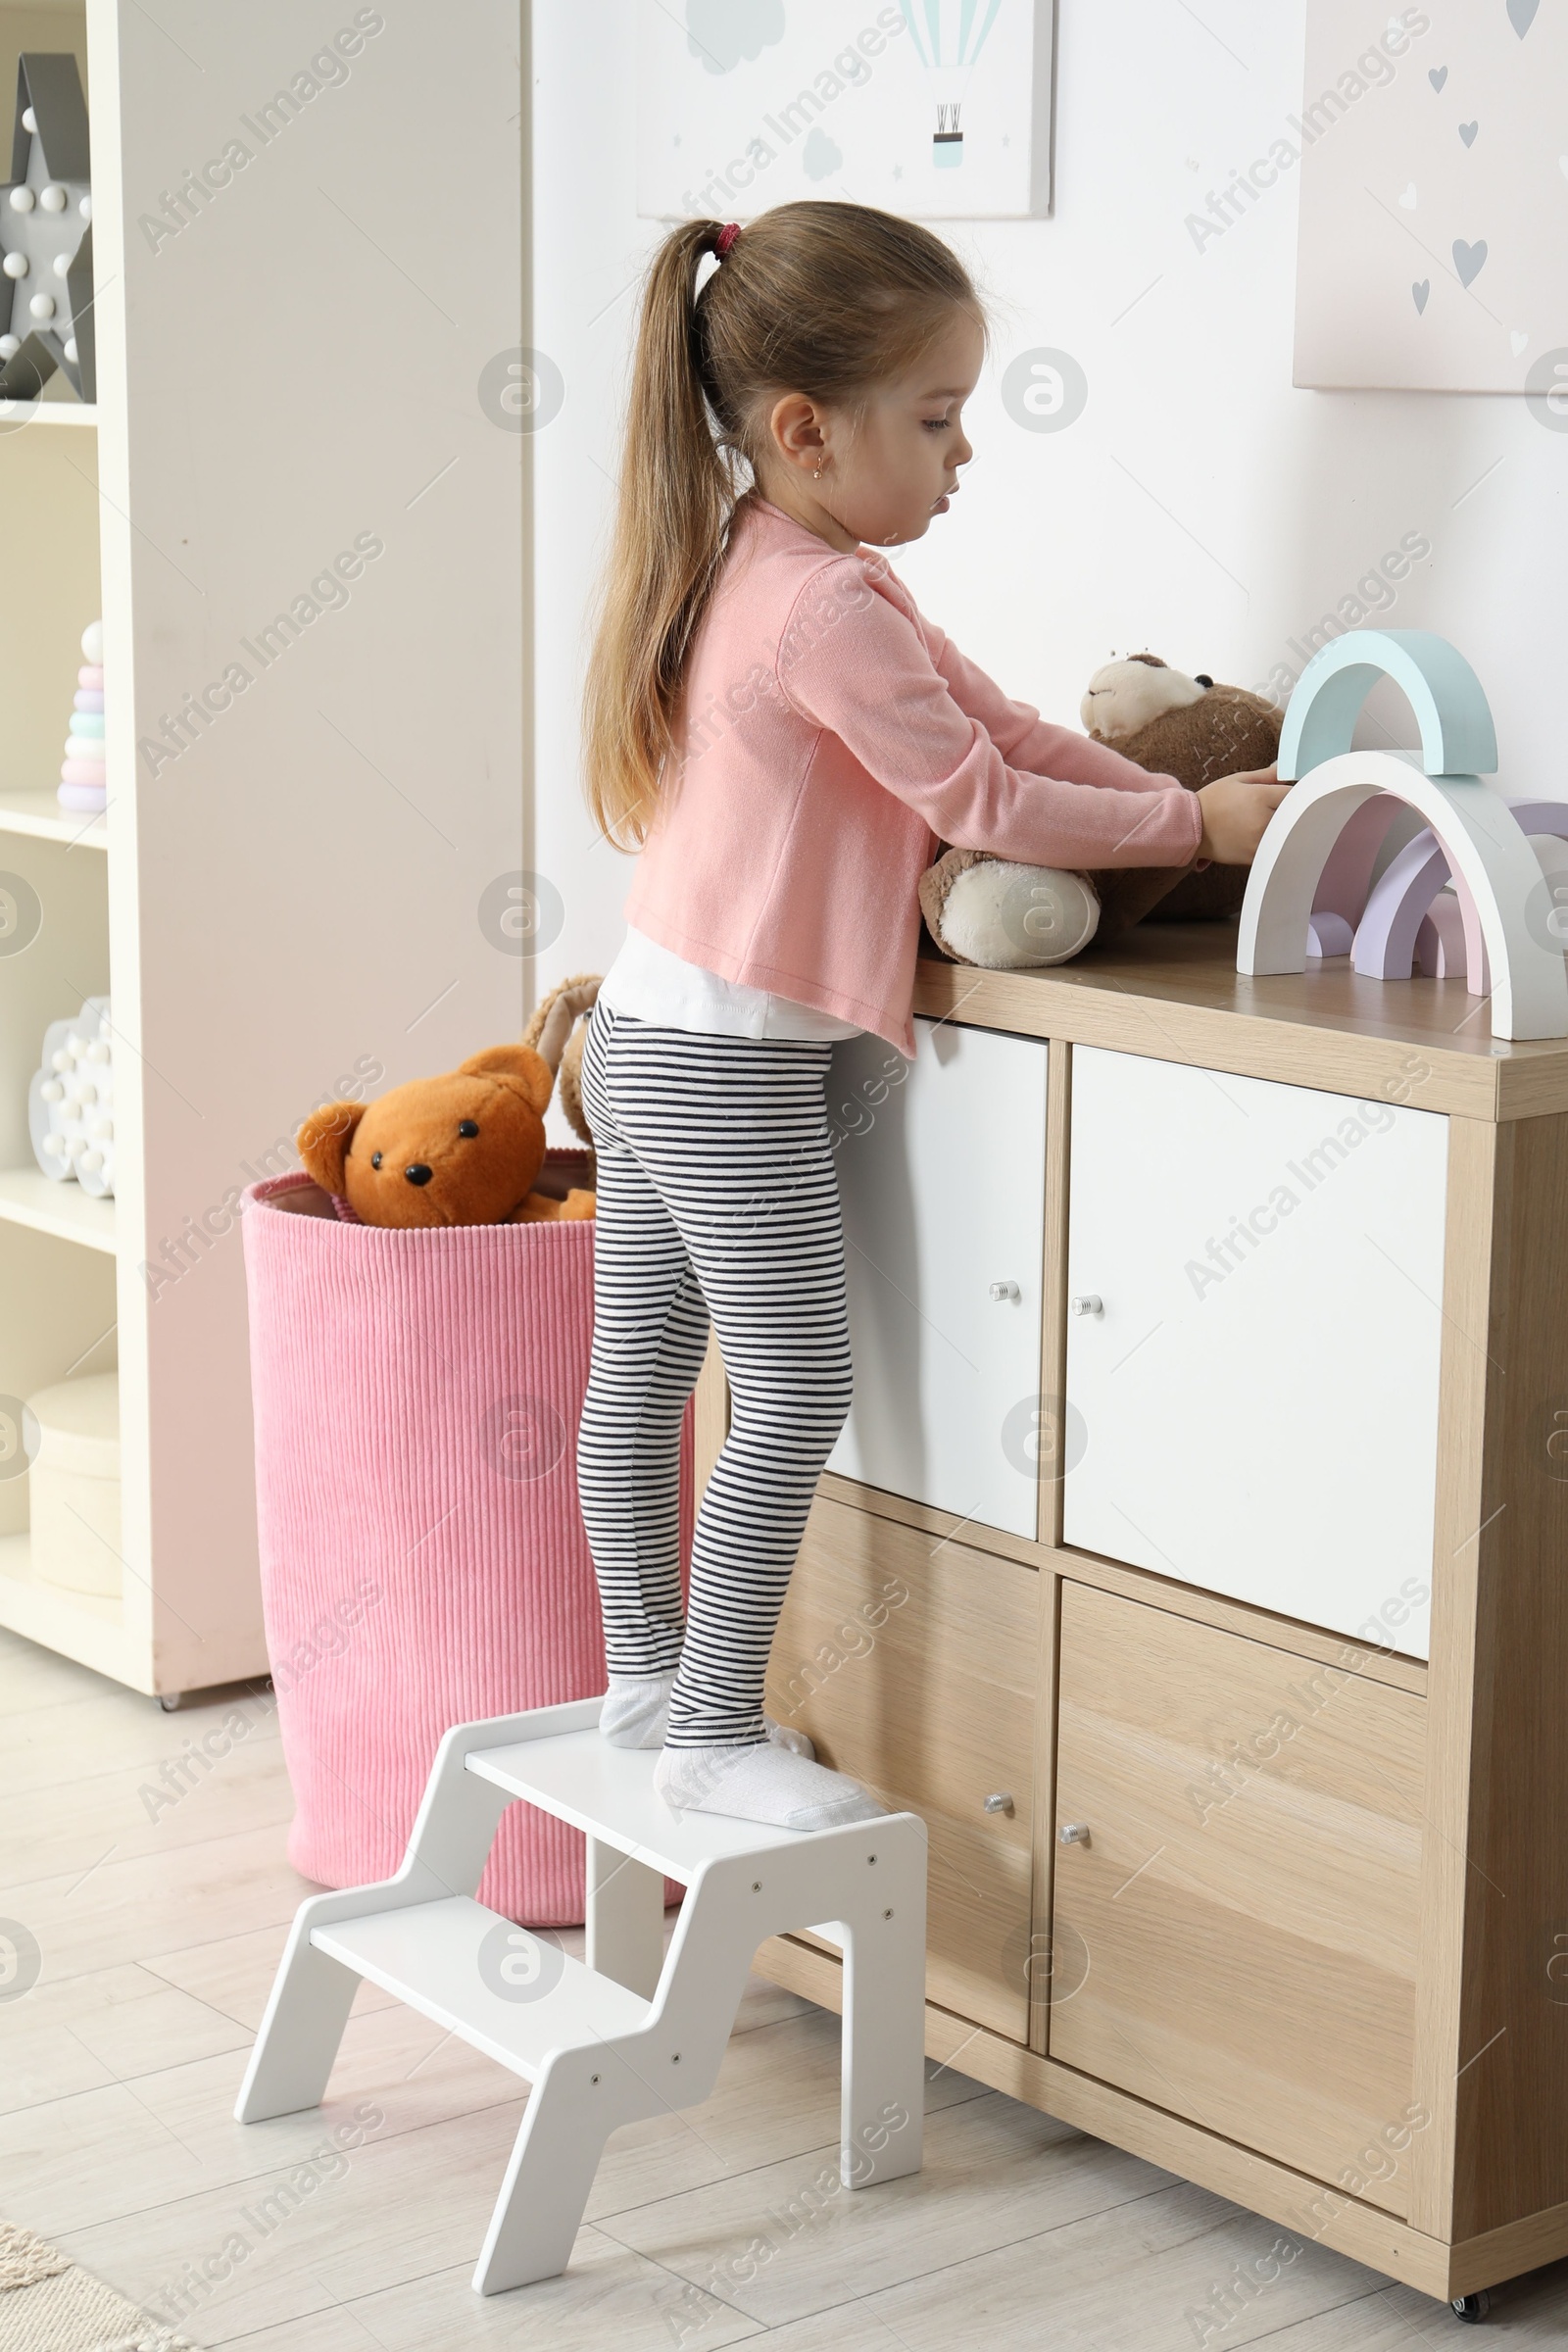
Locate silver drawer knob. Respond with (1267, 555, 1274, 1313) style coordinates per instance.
(1069, 1295, 1102, 1317)
(983, 1791, 1014, 1815)
(989, 1280, 1020, 1302)
(1058, 1822, 1091, 1846)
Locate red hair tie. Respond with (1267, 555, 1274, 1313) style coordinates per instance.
(714, 221, 741, 260)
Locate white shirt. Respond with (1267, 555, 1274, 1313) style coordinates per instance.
(599, 927, 863, 1042)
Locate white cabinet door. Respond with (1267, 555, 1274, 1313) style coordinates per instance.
(1063, 1047, 1447, 1658)
(827, 1021, 1049, 1540)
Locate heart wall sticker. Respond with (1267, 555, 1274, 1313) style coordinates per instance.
(1296, 0, 1566, 390)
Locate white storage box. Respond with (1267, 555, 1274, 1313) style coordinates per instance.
(27, 1373, 121, 1597)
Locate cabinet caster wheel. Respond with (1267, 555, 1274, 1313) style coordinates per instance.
(158, 1692, 183, 1713)
(1451, 2291, 1491, 2323)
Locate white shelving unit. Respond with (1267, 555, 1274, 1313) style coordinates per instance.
(0, 1, 114, 1675)
(0, 1164, 115, 1250)
(4, 399, 97, 425)
(1, 2, 526, 1695)
(0, 785, 107, 846)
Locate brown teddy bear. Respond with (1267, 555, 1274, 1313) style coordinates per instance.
(920, 656, 1283, 969)
(297, 975, 601, 1228)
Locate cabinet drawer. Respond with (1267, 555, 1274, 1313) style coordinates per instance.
(1063, 1045, 1446, 1657)
(1051, 1582, 1425, 2211)
(827, 1021, 1048, 1540)
(766, 1494, 1040, 2041)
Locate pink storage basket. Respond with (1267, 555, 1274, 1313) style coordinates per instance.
(241, 1163, 689, 1927)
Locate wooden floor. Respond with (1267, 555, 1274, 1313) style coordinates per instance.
(6, 1629, 1568, 2348)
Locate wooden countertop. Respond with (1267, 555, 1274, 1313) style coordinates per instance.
(913, 926, 1568, 1122)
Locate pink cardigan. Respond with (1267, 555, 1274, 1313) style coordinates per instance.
(624, 498, 1201, 1054)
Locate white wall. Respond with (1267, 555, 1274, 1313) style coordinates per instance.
(530, 0, 1568, 1004)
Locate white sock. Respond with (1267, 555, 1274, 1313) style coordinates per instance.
(600, 1673, 815, 1758)
(599, 1672, 678, 1749)
(655, 1740, 885, 1832)
(764, 1717, 814, 1757)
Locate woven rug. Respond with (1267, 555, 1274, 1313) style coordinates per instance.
(0, 2223, 194, 2352)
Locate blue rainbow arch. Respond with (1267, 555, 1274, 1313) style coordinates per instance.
(1278, 628, 1498, 782)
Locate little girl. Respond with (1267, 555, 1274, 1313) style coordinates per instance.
(576, 201, 1282, 1832)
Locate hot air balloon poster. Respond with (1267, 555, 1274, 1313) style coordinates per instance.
(636, 1, 1054, 222)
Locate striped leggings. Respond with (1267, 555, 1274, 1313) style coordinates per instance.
(576, 1003, 853, 1748)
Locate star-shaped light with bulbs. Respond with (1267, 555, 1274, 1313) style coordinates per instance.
(0, 53, 94, 404)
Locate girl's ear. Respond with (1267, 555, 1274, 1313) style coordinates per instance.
(766, 389, 830, 476)
(297, 1102, 366, 1195)
(461, 1043, 553, 1116)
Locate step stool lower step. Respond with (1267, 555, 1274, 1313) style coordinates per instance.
(312, 1895, 650, 2079)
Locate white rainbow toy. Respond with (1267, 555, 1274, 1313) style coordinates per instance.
(1238, 629, 1568, 1042)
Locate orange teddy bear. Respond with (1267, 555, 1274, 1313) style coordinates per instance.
(296, 976, 600, 1229)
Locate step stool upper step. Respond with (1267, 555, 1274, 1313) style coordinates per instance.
(311, 1894, 650, 2080)
(466, 1728, 817, 1882)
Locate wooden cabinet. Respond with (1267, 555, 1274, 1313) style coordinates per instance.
(826, 1020, 1049, 1540)
(1050, 1582, 1424, 2209)
(1063, 1045, 1447, 1657)
(764, 1492, 1041, 2041)
(734, 942, 1568, 2306)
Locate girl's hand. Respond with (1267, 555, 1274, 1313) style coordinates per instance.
(1196, 766, 1289, 864)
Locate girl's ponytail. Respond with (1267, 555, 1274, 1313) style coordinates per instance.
(583, 202, 982, 850)
(583, 219, 735, 850)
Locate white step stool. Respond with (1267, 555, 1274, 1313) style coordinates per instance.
(236, 1698, 927, 2294)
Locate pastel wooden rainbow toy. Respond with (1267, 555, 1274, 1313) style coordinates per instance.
(1237, 628, 1568, 1041)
